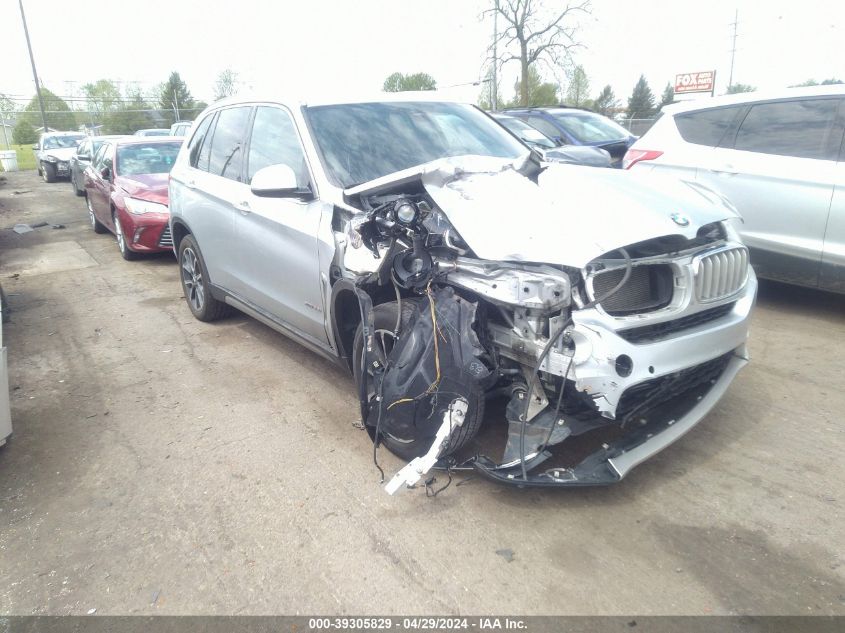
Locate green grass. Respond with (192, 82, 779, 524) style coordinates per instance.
(0, 144, 37, 172)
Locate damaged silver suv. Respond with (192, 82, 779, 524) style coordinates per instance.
(168, 94, 756, 491)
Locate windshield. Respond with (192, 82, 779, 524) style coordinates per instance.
(495, 117, 556, 149)
(116, 142, 182, 176)
(43, 135, 84, 150)
(550, 110, 631, 143)
(305, 101, 527, 188)
(136, 129, 170, 137)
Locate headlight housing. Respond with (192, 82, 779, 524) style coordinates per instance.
(124, 198, 168, 216)
(43, 155, 58, 163)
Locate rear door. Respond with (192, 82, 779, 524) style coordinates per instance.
(820, 111, 845, 292)
(231, 104, 327, 344)
(696, 97, 843, 287)
(171, 106, 252, 290)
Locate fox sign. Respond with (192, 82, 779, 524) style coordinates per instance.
(675, 71, 716, 94)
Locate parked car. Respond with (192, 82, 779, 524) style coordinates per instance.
(504, 106, 637, 167)
(134, 129, 170, 137)
(83, 137, 181, 260)
(492, 113, 612, 167)
(168, 94, 755, 491)
(33, 131, 86, 183)
(69, 135, 124, 196)
(169, 121, 192, 136)
(624, 85, 845, 293)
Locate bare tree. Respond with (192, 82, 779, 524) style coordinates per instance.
(488, 0, 591, 106)
(213, 69, 240, 101)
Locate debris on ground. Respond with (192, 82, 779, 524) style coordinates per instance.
(495, 548, 515, 563)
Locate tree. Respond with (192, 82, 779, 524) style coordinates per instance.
(593, 85, 619, 116)
(382, 72, 437, 92)
(504, 66, 558, 107)
(13, 120, 36, 144)
(103, 87, 154, 134)
(789, 78, 843, 87)
(158, 72, 195, 125)
(565, 65, 589, 107)
(726, 83, 755, 94)
(213, 69, 239, 101)
(81, 79, 121, 125)
(489, 0, 591, 106)
(626, 75, 656, 119)
(659, 82, 675, 108)
(21, 87, 76, 131)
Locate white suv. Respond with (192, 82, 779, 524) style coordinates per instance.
(624, 85, 845, 293)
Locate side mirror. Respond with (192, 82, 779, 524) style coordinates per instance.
(100, 166, 111, 180)
(250, 164, 313, 200)
(32, 144, 39, 151)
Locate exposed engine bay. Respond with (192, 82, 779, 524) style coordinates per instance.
(331, 160, 755, 492)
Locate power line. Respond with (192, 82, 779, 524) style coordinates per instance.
(728, 9, 739, 88)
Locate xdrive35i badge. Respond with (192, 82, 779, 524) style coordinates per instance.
(670, 212, 690, 227)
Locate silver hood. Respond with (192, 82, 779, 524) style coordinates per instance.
(40, 147, 77, 161)
(347, 156, 740, 268)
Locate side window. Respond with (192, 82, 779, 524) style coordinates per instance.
(733, 99, 840, 160)
(101, 144, 114, 170)
(188, 113, 215, 171)
(92, 143, 108, 169)
(246, 106, 309, 186)
(208, 106, 251, 180)
(675, 106, 744, 146)
(526, 116, 562, 140)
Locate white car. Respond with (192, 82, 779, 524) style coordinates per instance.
(34, 131, 85, 183)
(624, 85, 845, 293)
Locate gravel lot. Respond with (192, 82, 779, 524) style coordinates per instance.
(0, 169, 843, 615)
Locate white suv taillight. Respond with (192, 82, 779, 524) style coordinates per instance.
(622, 149, 663, 170)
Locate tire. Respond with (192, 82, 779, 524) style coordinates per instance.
(42, 162, 56, 183)
(352, 300, 485, 461)
(177, 234, 231, 322)
(113, 211, 139, 261)
(71, 171, 84, 196)
(87, 195, 108, 234)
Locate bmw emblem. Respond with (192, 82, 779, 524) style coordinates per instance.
(670, 212, 690, 227)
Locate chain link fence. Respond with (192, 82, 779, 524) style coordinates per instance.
(615, 118, 658, 137)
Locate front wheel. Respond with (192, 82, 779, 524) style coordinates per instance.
(178, 234, 231, 322)
(71, 172, 84, 196)
(351, 300, 485, 461)
(113, 212, 139, 261)
(42, 162, 56, 183)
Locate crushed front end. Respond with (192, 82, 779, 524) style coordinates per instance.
(334, 159, 756, 490)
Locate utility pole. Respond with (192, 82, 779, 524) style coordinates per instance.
(18, 0, 49, 132)
(728, 9, 739, 90)
(492, 0, 499, 111)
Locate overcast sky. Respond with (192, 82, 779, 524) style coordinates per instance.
(1, 0, 843, 109)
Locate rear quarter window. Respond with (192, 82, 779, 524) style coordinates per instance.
(674, 106, 744, 146)
(733, 98, 841, 160)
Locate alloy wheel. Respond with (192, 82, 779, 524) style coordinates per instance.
(181, 247, 205, 312)
(114, 215, 127, 254)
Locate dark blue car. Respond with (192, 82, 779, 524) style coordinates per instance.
(503, 106, 637, 167)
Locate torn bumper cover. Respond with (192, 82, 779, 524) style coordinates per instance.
(473, 351, 747, 487)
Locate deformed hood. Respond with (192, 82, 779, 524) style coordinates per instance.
(423, 160, 738, 268)
(346, 156, 739, 269)
(41, 147, 77, 161)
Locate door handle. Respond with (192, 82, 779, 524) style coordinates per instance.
(235, 200, 251, 215)
(709, 164, 738, 176)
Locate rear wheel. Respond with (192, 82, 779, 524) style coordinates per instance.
(87, 195, 107, 234)
(352, 300, 485, 461)
(178, 234, 231, 321)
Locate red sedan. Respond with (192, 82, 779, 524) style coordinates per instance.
(83, 137, 182, 260)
